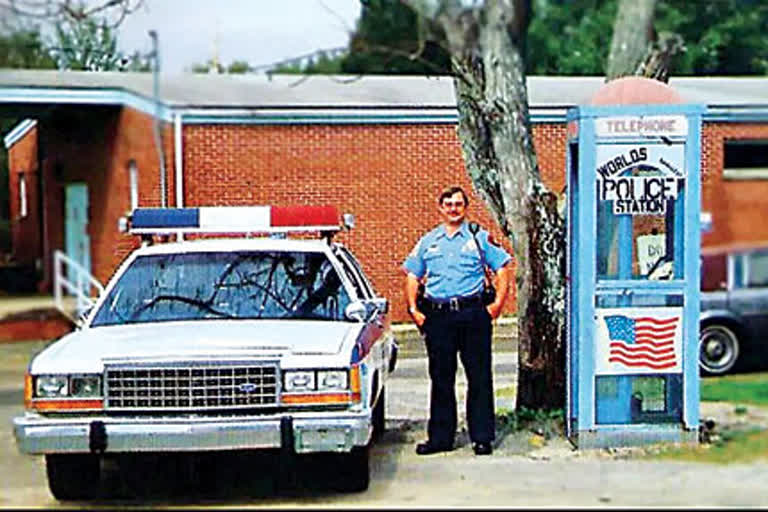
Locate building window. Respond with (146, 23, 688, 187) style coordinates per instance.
(19, 173, 27, 218)
(129, 160, 139, 210)
(723, 140, 768, 180)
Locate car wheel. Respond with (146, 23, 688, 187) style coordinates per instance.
(699, 324, 740, 375)
(331, 446, 370, 493)
(46, 454, 101, 500)
(372, 387, 385, 442)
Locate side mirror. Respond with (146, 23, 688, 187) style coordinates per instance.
(344, 300, 368, 322)
(372, 297, 389, 314)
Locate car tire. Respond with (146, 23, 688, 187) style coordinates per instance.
(46, 454, 101, 500)
(331, 446, 370, 493)
(699, 324, 740, 376)
(372, 386, 385, 442)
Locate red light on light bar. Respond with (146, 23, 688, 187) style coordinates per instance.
(271, 206, 339, 228)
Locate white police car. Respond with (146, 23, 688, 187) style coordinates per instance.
(13, 205, 397, 498)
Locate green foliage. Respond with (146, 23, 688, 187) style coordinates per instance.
(0, 28, 57, 69)
(190, 60, 225, 74)
(651, 428, 768, 464)
(527, 0, 617, 75)
(271, 50, 345, 75)
(227, 60, 252, 74)
(49, 16, 124, 71)
(701, 372, 768, 406)
(190, 59, 257, 74)
(352, 0, 768, 77)
(497, 406, 564, 439)
(528, 0, 768, 76)
(656, 0, 768, 75)
(340, 0, 450, 75)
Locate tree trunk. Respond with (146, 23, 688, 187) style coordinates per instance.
(407, 0, 566, 409)
(605, 0, 657, 81)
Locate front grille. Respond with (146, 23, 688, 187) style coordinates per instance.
(104, 362, 279, 411)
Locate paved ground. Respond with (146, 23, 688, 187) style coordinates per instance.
(3, 313, 768, 506)
(0, 294, 58, 317)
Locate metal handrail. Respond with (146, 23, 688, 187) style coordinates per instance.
(53, 250, 104, 321)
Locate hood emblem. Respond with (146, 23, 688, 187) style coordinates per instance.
(238, 382, 258, 393)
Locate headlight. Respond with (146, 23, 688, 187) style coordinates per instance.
(284, 371, 316, 392)
(70, 376, 102, 397)
(33, 375, 102, 398)
(317, 370, 348, 391)
(35, 375, 68, 398)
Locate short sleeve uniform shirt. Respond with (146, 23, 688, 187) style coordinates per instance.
(402, 221, 511, 301)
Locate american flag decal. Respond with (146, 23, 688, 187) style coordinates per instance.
(604, 315, 679, 370)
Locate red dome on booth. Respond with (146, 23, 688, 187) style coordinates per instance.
(590, 76, 683, 105)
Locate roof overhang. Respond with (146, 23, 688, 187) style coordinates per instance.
(1, 71, 767, 131)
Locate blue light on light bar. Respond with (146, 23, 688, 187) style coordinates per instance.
(132, 208, 200, 229)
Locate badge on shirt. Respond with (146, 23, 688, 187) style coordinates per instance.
(461, 239, 479, 253)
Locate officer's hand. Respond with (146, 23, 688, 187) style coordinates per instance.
(486, 302, 503, 320)
(410, 309, 426, 328)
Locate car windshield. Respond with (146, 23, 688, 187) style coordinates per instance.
(90, 250, 351, 326)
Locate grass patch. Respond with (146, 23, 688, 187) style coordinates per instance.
(495, 385, 517, 399)
(651, 429, 768, 464)
(643, 372, 768, 464)
(701, 372, 768, 406)
(496, 406, 564, 439)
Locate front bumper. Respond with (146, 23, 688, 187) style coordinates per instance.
(13, 410, 371, 455)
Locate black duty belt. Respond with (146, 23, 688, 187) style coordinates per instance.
(422, 294, 484, 313)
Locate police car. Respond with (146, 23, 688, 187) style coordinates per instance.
(13, 205, 397, 498)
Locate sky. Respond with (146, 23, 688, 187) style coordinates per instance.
(116, 0, 362, 74)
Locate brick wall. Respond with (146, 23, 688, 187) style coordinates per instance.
(701, 123, 768, 249)
(7, 124, 41, 267)
(8, 113, 768, 324)
(182, 123, 537, 322)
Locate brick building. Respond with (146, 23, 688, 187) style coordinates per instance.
(2, 70, 767, 322)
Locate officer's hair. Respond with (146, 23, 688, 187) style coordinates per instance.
(438, 186, 469, 207)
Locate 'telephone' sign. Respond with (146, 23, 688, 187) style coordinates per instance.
(595, 115, 688, 138)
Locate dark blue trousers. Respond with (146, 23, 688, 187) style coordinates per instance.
(422, 305, 495, 446)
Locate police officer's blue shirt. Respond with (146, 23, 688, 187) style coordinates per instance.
(402, 221, 512, 301)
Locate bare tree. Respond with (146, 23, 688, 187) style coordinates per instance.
(403, 0, 566, 409)
(400, 0, 686, 411)
(0, 0, 144, 29)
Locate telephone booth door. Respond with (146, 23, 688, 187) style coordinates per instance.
(566, 104, 704, 448)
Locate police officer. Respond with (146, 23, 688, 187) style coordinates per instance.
(402, 186, 511, 456)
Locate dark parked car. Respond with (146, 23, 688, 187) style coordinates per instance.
(700, 244, 768, 375)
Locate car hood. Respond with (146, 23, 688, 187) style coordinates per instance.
(30, 319, 360, 374)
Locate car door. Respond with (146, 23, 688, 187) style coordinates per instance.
(727, 247, 768, 345)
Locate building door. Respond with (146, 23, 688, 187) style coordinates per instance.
(64, 183, 91, 295)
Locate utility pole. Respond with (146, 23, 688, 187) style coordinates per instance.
(148, 30, 167, 207)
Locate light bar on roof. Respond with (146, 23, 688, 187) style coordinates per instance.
(129, 206, 341, 234)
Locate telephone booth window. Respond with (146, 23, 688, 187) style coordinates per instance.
(596, 158, 685, 282)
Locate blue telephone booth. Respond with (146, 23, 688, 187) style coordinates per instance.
(566, 104, 705, 448)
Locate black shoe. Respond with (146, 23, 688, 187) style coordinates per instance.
(473, 442, 493, 455)
(415, 441, 453, 455)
